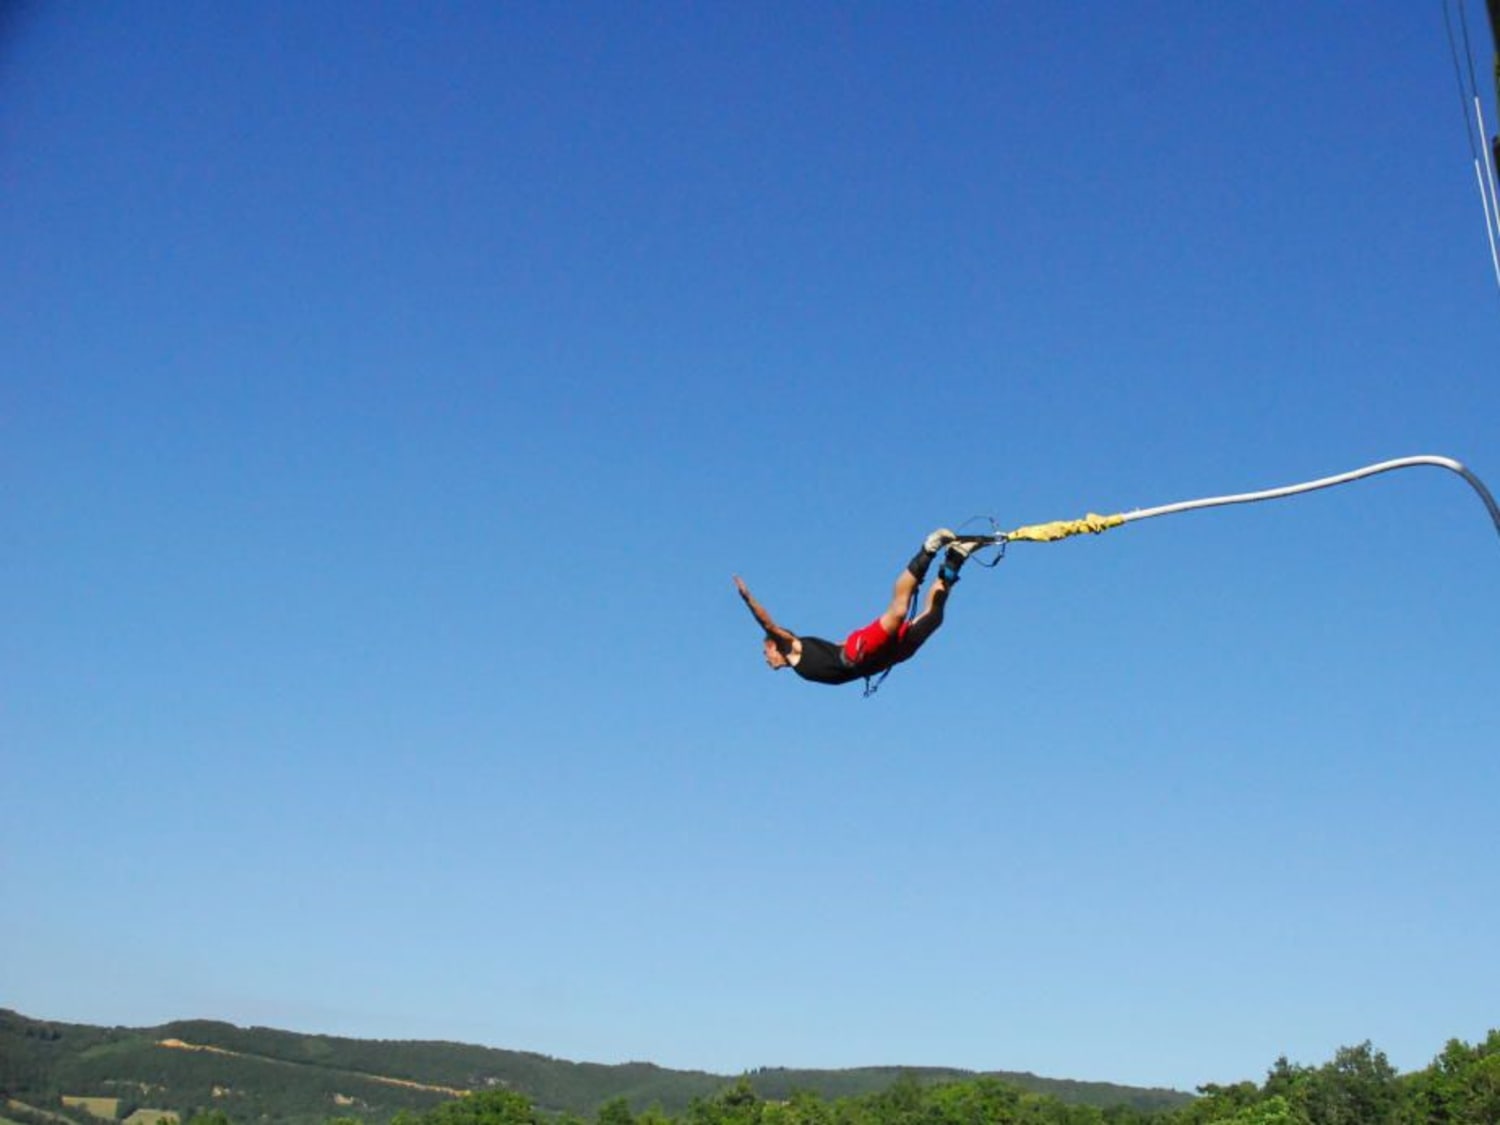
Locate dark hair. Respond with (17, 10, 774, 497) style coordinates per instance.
(764, 632, 794, 654)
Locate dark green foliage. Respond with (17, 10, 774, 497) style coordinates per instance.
(739, 1068, 1181, 1115)
(1304, 1042, 1399, 1125)
(1401, 1030, 1500, 1125)
(423, 1092, 543, 1125)
(625, 1070, 1121, 1125)
(1160, 1033, 1500, 1125)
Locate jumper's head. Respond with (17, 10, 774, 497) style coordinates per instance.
(762, 635, 791, 669)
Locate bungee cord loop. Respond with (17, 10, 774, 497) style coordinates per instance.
(972, 455, 1500, 552)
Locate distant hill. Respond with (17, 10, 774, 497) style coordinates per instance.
(0, 1010, 1191, 1125)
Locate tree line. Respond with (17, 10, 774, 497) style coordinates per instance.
(160, 1028, 1497, 1125)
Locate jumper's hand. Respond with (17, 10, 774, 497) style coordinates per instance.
(733, 575, 793, 644)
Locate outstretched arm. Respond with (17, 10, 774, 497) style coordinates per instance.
(733, 575, 797, 646)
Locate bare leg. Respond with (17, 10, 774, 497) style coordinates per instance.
(905, 577, 952, 647)
(877, 568, 921, 633)
(875, 530, 960, 635)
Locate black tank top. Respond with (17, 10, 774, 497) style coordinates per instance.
(792, 636, 864, 686)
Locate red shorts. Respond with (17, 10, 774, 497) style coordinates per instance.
(842, 617, 911, 668)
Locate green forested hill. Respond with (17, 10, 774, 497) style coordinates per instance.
(8, 1011, 1500, 1125)
(0, 1010, 1187, 1124)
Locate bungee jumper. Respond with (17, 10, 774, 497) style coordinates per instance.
(734, 529, 986, 693)
(735, 456, 1497, 695)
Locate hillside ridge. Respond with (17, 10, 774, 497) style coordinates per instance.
(154, 1039, 470, 1098)
(0, 1009, 1191, 1123)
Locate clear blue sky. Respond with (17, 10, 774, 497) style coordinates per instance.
(4, 0, 1498, 1096)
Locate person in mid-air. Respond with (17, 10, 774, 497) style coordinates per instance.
(733, 529, 983, 688)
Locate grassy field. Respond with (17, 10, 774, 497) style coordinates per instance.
(61, 1098, 118, 1121)
(6, 1100, 75, 1125)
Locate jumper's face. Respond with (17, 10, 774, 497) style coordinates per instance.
(763, 637, 789, 669)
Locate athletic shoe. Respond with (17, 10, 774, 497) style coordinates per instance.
(946, 536, 988, 560)
(923, 528, 957, 554)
